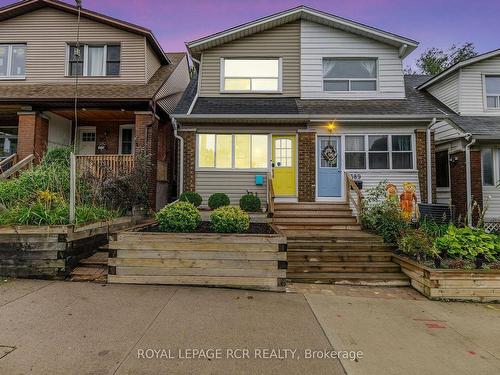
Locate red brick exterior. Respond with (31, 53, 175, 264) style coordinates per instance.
(17, 112, 48, 163)
(134, 112, 153, 153)
(95, 125, 119, 154)
(450, 150, 483, 223)
(415, 130, 436, 204)
(179, 130, 196, 193)
(298, 131, 316, 202)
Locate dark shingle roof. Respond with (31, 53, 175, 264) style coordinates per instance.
(449, 115, 500, 137)
(173, 76, 199, 114)
(0, 53, 185, 102)
(174, 74, 448, 117)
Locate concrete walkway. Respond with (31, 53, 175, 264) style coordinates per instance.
(1, 280, 499, 375)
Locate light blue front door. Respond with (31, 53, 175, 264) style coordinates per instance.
(317, 136, 342, 197)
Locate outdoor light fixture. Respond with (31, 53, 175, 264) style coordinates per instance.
(327, 121, 336, 133)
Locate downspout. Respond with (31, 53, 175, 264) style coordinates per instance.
(170, 116, 183, 195)
(426, 118, 437, 204)
(464, 133, 476, 227)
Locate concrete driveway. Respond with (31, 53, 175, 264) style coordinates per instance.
(1, 280, 499, 375)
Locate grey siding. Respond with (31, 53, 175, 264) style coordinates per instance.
(427, 73, 459, 112)
(199, 21, 301, 97)
(460, 56, 500, 115)
(0, 7, 148, 84)
(431, 120, 463, 142)
(300, 20, 406, 99)
(146, 41, 161, 81)
(484, 185, 500, 219)
(196, 171, 268, 206)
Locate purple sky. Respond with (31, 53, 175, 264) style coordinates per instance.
(2, 0, 499, 68)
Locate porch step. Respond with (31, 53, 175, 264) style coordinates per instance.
(282, 230, 383, 241)
(287, 251, 394, 263)
(288, 261, 400, 273)
(287, 243, 394, 251)
(276, 224, 362, 231)
(69, 250, 108, 283)
(274, 203, 350, 211)
(274, 210, 353, 218)
(78, 251, 108, 266)
(287, 272, 410, 286)
(274, 217, 358, 225)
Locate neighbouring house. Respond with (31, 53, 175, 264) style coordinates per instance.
(417, 49, 500, 230)
(0, 0, 190, 208)
(173, 6, 447, 209)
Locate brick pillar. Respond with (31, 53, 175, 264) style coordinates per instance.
(134, 112, 157, 208)
(415, 129, 436, 204)
(179, 130, 195, 193)
(298, 131, 316, 202)
(134, 111, 153, 153)
(17, 112, 48, 163)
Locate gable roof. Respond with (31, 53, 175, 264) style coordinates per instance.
(187, 5, 418, 60)
(0, 0, 170, 64)
(418, 48, 500, 90)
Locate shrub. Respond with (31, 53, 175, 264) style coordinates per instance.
(156, 201, 201, 232)
(397, 228, 438, 260)
(360, 182, 408, 244)
(210, 206, 250, 233)
(239, 193, 261, 212)
(418, 218, 450, 239)
(208, 192, 230, 210)
(435, 225, 500, 262)
(41, 147, 72, 168)
(179, 191, 202, 207)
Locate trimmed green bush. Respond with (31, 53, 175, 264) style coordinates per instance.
(179, 191, 202, 207)
(210, 206, 250, 233)
(156, 201, 201, 232)
(239, 193, 261, 212)
(208, 192, 230, 210)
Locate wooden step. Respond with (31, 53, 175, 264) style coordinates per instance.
(277, 224, 362, 231)
(273, 210, 353, 218)
(287, 252, 393, 262)
(274, 203, 350, 211)
(282, 230, 383, 241)
(287, 243, 394, 252)
(78, 251, 108, 267)
(70, 266, 107, 283)
(287, 261, 400, 273)
(287, 272, 410, 286)
(274, 217, 358, 224)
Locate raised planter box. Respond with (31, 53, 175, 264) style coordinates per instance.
(107, 223, 287, 291)
(392, 254, 500, 302)
(0, 216, 143, 279)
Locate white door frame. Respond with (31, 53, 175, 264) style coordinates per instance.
(76, 126, 96, 155)
(270, 132, 298, 202)
(315, 133, 345, 202)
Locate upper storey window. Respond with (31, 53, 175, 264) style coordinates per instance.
(0, 44, 26, 79)
(221, 58, 281, 93)
(68, 44, 120, 77)
(323, 58, 377, 92)
(485, 76, 500, 109)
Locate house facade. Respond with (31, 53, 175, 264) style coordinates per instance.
(0, 0, 190, 208)
(419, 49, 500, 228)
(173, 6, 445, 208)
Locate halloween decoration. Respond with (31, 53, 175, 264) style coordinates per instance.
(385, 183, 399, 204)
(400, 182, 418, 221)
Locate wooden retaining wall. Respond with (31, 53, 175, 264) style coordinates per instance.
(393, 254, 500, 302)
(108, 227, 288, 292)
(0, 217, 141, 279)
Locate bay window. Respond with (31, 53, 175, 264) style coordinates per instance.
(323, 58, 377, 92)
(68, 44, 120, 77)
(0, 44, 26, 78)
(221, 58, 280, 92)
(198, 134, 268, 169)
(485, 76, 500, 109)
(345, 134, 414, 170)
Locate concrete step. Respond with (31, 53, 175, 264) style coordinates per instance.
(287, 261, 401, 273)
(287, 251, 394, 262)
(287, 272, 410, 286)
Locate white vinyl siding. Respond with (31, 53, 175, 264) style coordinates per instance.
(0, 7, 148, 84)
(481, 148, 500, 220)
(300, 20, 405, 99)
(199, 21, 300, 97)
(195, 171, 267, 207)
(427, 73, 459, 112)
(483, 186, 500, 219)
(145, 41, 161, 81)
(460, 56, 500, 115)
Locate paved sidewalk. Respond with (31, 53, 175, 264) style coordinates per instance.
(0, 280, 345, 375)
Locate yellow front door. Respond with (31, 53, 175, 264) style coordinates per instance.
(272, 135, 296, 196)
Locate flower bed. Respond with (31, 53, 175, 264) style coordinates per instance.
(107, 222, 287, 291)
(393, 254, 500, 302)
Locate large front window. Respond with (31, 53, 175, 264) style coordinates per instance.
(345, 135, 413, 170)
(222, 59, 280, 92)
(68, 44, 120, 77)
(482, 148, 498, 186)
(198, 134, 268, 169)
(0, 44, 26, 78)
(485, 76, 500, 109)
(0, 127, 18, 159)
(323, 58, 377, 92)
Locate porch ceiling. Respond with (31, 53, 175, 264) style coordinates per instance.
(51, 109, 136, 125)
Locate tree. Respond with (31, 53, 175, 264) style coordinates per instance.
(416, 42, 478, 75)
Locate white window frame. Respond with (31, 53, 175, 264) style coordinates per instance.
(196, 133, 270, 171)
(483, 74, 500, 111)
(0, 44, 26, 80)
(220, 58, 282, 94)
(66, 43, 121, 77)
(344, 134, 416, 171)
(118, 124, 135, 155)
(481, 148, 499, 187)
(322, 57, 379, 92)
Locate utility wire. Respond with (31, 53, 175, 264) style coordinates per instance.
(73, 0, 82, 153)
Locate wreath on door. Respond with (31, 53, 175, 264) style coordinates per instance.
(321, 144, 337, 165)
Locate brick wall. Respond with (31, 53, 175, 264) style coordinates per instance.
(180, 130, 196, 192)
(134, 112, 153, 153)
(17, 112, 48, 163)
(95, 125, 119, 154)
(298, 131, 316, 202)
(415, 130, 436, 204)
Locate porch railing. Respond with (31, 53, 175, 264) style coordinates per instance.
(267, 172, 275, 215)
(76, 154, 135, 179)
(345, 172, 364, 223)
(0, 153, 17, 174)
(0, 154, 34, 180)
